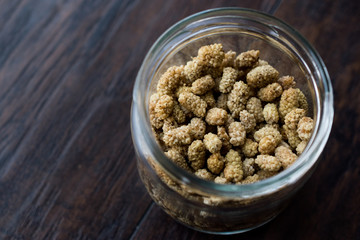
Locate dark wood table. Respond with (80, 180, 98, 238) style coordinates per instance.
(0, 0, 359, 239)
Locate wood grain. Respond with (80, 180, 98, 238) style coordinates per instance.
(0, 0, 359, 239)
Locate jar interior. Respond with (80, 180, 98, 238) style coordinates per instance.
(148, 28, 317, 121)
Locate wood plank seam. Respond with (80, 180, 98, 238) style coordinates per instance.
(129, 202, 154, 240)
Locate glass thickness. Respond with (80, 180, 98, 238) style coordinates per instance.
(131, 8, 333, 234)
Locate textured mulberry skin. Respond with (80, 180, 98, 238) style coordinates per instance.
(219, 67, 238, 93)
(258, 135, 277, 154)
(227, 81, 250, 118)
(201, 91, 216, 109)
(253, 126, 282, 144)
(239, 110, 256, 133)
(197, 43, 225, 68)
(189, 118, 206, 140)
(163, 126, 192, 147)
(240, 174, 259, 184)
(203, 133, 222, 153)
(149, 93, 163, 129)
(242, 139, 258, 157)
(195, 169, 215, 181)
(275, 146, 297, 169)
(217, 126, 232, 153)
(242, 158, 256, 177)
(296, 140, 308, 155)
(205, 108, 228, 126)
(149, 93, 161, 112)
(165, 149, 191, 171)
(257, 83, 283, 102)
(246, 97, 264, 123)
(235, 50, 260, 68)
(188, 140, 206, 170)
(207, 153, 225, 174)
(216, 93, 228, 110)
(214, 176, 229, 184)
(263, 103, 279, 124)
(284, 108, 306, 130)
(279, 88, 308, 120)
(175, 86, 191, 98)
(178, 92, 207, 118)
(297, 89, 309, 113)
(191, 75, 215, 95)
(283, 125, 301, 149)
(228, 122, 246, 146)
(184, 58, 203, 83)
(162, 117, 178, 133)
(257, 170, 278, 180)
(255, 155, 281, 171)
(278, 75, 296, 90)
(155, 95, 174, 120)
(172, 102, 186, 124)
(157, 66, 185, 96)
(246, 65, 279, 88)
(297, 117, 314, 141)
(150, 113, 163, 129)
(222, 50, 236, 68)
(278, 88, 299, 120)
(223, 149, 243, 183)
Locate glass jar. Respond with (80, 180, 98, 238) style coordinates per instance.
(131, 8, 333, 234)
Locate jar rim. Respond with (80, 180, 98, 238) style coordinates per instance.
(131, 7, 334, 198)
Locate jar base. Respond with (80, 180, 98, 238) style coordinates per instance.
(176, 213, 278, 235)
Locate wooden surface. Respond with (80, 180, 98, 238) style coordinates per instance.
(0, 0, 359, 239)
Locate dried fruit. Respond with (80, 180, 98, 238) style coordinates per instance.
(150, 44, 314, 184)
